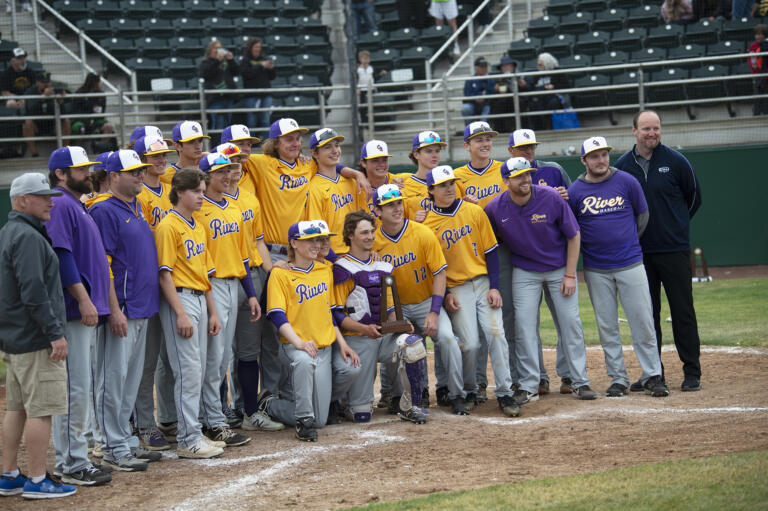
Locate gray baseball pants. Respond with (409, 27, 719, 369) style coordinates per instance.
(133, 314, 165, 429)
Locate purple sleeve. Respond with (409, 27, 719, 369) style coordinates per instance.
(556, 193, 580, 239)
(567, 183, 580, 216)
(626, 172, 648, 214)
(89, 204, 118, 257)
(267, 309, 289, 330)
(324, 248, 339, 263)
(240, 262, 256, 298)
(45, 200, 74, 252)
(54, 247, 81, 288)
(332, 307, 347, 326)
(486, 246, 499, 290)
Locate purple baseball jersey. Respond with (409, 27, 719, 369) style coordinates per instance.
(89, 196, 159, 319)
(484, 185, 580, 272)
(530, 160, 570, 189)
(567, 170, 648, 270)
(45, 188, 111, 321)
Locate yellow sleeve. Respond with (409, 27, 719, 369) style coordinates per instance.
(252, 195, 264, 241)
(326, 265, 339, 308)
(237, 212, 250, 264)
(266, 268, 288, 313)
(154, 222, 178, 272)
(305, 183, 326, 223)
(205, 241, 215, 276)
(138, 195, 153, 226)
(475, 206, 498, 254)
(422, 228, 448, 275)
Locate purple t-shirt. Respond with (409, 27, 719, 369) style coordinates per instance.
(45, 188, 111, 321)
(484, 185, 579, 272)
(567, 170, 648, 270)
(530, 160, 570, 189)
(89, 196, 159, 319)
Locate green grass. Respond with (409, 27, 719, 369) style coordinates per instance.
(350, 450, 768, 511)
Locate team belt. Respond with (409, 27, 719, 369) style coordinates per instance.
(266, 243, 288, 256)
(176, 287, 204, 296)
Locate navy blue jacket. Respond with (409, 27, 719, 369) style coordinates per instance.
(614, 143, 702, 254)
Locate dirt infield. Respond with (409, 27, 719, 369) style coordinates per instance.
(1, 345, 767, 511)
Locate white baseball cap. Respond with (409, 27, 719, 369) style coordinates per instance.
(221, 124, 261, 144)
(581, 136, 613, 157)
(172, 120, 209, 143)
(425, 165, 457, 187)
(106, 149, 152, 173)
(269, 118, 308, 139)
(361, 140, 393, 160)
(509, 129, 540, 148)
(10, 172, 63, 197)
(48, 146, 100, 171)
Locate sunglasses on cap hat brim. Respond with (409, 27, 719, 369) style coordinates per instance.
(416, 135, 447, 149)
(312, 130, 346, 149)
(292, 225, 337, 240)
(208, 159, 238, 173)
(142, 141, 174, 156)
(375, 187, 403, 206)
(466, 126, 499, 141)
(503, 166, 535, 179)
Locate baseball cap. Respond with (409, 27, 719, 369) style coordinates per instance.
(288, 220, 336, 241)
(11, 47, 26, 58)
(198, 152, 236, 173)
(48, 146, 100, 171)
(9, 172, 63, 197)
(412, 130, 447, 151)
(93, 151, 112, 172)
(474, 57, 488, 67)
(463, 121, 498, 142)
(372, 184, 403, 207)
(509, 128, 540, 148)
(500, 157, 535, 179)
(172, 120, 209, 143)
(426, 165, 457, 187)
(269, 118, 308, 139)
(309, 128, 345, 150)
(221, 124, 261, 145)
(134, 135, 174, 156)
(581, 136, 613, 157)
(500, 55, 516, 66)
(35, 71, 51, 83)
(361, 140, 393, 160)
(129, 125, 165, 145)
(106, 149, 152, 173)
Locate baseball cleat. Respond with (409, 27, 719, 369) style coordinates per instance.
(645, 376, 671, 397)
(465, 392, 477, 411)
(421, 388, 430, 408)
(476, 383, 488, 403)
(606, 382, 629, 397)
(223, 406, 243, 428)
(377, 393, 391, 409)
(102, 455, 148, 472)
(242, 410, 285, 431)
(573, 385, 598, 400)
(138, 426, 171, 451)
(177, 438, 224, 459)
(60, 466, 111, 486)
(21, 473, 76, 499)
(560, 377, 574, 394)
(326, 400, 343, 425)
(629, 379, 645, 392)
(539, 379, 550, 395)
(206, 426, 251, 447)
(512, 389, 539, 406)
(498, 396, 521, 417)
(681, 377, 701, 392)
(295, 418, 318, 442)
(398, 407, 427, 424)
(451, 396, 470, 416)
(157, 422, 178, 443)
(131, 446, 163, 462)
(435, 386, 451, 407)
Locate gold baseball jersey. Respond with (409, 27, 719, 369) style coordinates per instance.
(246, 154, 317, 245)
(402, 174, 432, 220)
(305, 172, 365, 254)
(267, 261, 337, 348)
(84, 192, 112, 209)
(371, 219, 447, 305)
(155, 209, 214, 291)
(224, 188, 265, 268)
(160, 163, 181, 185)
(453, 160, 504, 209)
(193, 196, 249, 279)
(423, 200, 498, 287)
(366, 172, 410, 216)
(137, 182, 173, 231)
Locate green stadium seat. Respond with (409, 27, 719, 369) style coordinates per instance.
(289, 73, 322, 88)
(247, 0, 278, 18)
(608, 70, 643, 106)
(136, 36, 172, 59)
(419, 25, 450, 49)
(77, 18, 111, 40)
(721, 17, 761, 42)
(269, 16, 301, 35)
(389, 27, 422, 50)
(110, 18, 145, 39)
(235, 17, 269, 35)
(370, 48, 400, 71)
(668, 43, 705, 69)
(631, 46, 667, 63)
(592, 8, 626, 32)
(121, 0, 154, 19)
(270, 54, 295, 76)
(726, 60, 754, 96)
(572, 73, 610, 108)
(278, 94, 320, 126)
(126, 57, 163, 90)
(508, 37, 541, 61)
(609, 0, 637, 7)
(99, 37, 137, 62)
(201, 35, 235, 49)
(592, 49, 629, 74)
(264, 34, 296, 55)
(0, 40, 18, 57)
(683, 18, 722, 46)
(687, 64, 727, 100)
(647, 67, 688, 103)
(398, 46, 430, 79)
(173, 17, 204, 37)
(356, 30, 387, 51)
(627, 5, 661, 29)
(170, 36, 204, 58)
(296, 16, 327, 37)
(54, 0, 88, 23)
(142, 17, 175, 38)
(379, 10, 400, 32)
(575, 31, 610, 55)
(559, 53, 593, 78)
(152, 0, 184, 17)
(297, 34, 330, 58)
(90, 0, 122, 20)
(161, 56, 198, 79)
(576, 0, 608, 12)
(646, 24, 684, 48)
(610, 27, 646, 52)
(276, 0, 310, 17)
(527, 15, 560, 39)
(295, 52, 329, 76)
(207, 16, 238, 35)
(546, 0, 574, 17)
(184, 0, 216, 19)
(541, 33, 575, 58)
(519, 58, 539, 72)
(216, 0, 248, 17)
(374, 0, 397, 13)
(559, 12, 592, 35)
(706, 40, 744, 57)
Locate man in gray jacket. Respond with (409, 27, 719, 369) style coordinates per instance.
(0, 173, 78, 499)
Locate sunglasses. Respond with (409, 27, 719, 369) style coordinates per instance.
(125, 168, 146, 177)
(146, 140, 169, 152)
(219, 145, 240, 157)
(469, 125, 491, 135)
(378, 188, 402, 202)
(421, 135, 441, 144)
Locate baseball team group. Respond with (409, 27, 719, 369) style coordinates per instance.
(0, 108, 703, 500)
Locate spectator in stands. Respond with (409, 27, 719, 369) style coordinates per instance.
(519, 53, 570, 131)
(71, 73, 116, 154)
(470, 0, 494, 32)
(1, 47, 36, 110)
(200, 40, 240, 131)
(462, 57, 494, 126)
(352, 0, 378, 41)
(357, 50, 387, 124)
(491, 55, 518, 133)
(753, 0, 768, 16)
(22, 71, 70, 158)
(749, 24, 768, 115)
(732, 0, 751, 17)
(430, 0, 461, 55)
(397, 0, 428, 29)
(240, 37, 275, 138)
(692, 0, 731, 20)
(661, 0, 694, 24)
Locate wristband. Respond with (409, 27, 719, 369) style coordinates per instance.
(429, 294, 444, 315)
(564, 274, 576, 280)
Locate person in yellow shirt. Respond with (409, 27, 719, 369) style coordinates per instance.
(193, 152, 257, 448)
(358, 140, 407, 217)
(371, 184, 469, 415)
(162, 121, 209, 185)
(154, 168, 223, 459)
(260, 220, 360, 442)
(403, 131, 448, 221)
(218, 124, 261, 195)
(422, 166, 520, 417)
(305, 128, 366, 255)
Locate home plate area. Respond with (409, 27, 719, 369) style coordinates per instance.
(4, 346, 768, 511)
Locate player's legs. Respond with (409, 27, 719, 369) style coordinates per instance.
(642, 253, 664, 356)
(472, 276, 514, 398)
(543, 269, 590, 389)
(584, 269, 629, 387)
(53, 320, 97, 474)
(134, 314, 163, 430)
(267, 343, 327, 426)
(615, 264, 663, 382)
(155, 340, 178, 425)
(497, 244, 517, 382)
(261, 249, 288, 393)
(234, 267, 265, 416)
(331, 334, 369, 417)
(446, 279, 481, 394)
(160, 291, 207, 448)
(512, 268, 545, 394)
(311, 347, 333, 428)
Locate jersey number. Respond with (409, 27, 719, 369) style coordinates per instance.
(412, 266, 428, 283)
(472, 242, 478, 257)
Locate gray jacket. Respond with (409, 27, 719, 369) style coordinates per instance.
(0, 210, 66, 354)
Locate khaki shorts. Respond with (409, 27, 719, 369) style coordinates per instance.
(4, 348, 67, 418)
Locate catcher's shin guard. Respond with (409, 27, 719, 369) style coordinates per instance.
(395, 334, 427, 411)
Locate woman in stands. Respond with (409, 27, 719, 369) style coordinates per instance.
(200, 40, 240, 131)
(240, 38, 275, 138)
(519, 52, 570, 131)
(661, 0, 693, 24)
(71, 73, 116, 153)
